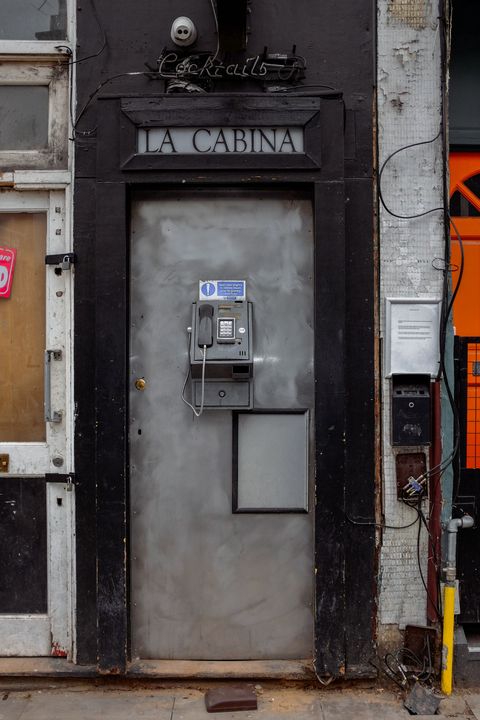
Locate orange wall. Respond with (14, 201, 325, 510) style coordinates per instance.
(450, 152, 480, 336)
(451, 240, 480, 336)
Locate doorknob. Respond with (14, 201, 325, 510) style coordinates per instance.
(135, 378, 146, 391)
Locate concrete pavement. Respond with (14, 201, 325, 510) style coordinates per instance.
(0, 684, 479, 720)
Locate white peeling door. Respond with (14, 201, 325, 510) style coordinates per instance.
(0, 190, 73, 656)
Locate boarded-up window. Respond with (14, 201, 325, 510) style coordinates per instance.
(0, 213, 46, 442)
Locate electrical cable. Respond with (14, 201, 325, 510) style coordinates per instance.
(431, 257, 458, 272)
(345, 511, 421, 531)
(368, 657, 406, 690)
(433, 2, 465, 501)
(57, 0, 107, 136)
(378, 131, 466, 492)
(181, 330, 207, 418)
(72, 71, 149, 137)
(371, 634, 434, 690)
(445, 217, 464, 321)
(56, 36, 106, 66)
(59, 45, 76, 134)
(209, 0, 220, 63)
(55, 0, 107, 66)
(315, 673, 334, 687)
(376, 7, 464, 630)
(442, 215, 465, 502)
(425, 213, 464, 497)
(414, 502, 442, 621)
(387, 492, 443, 620)
(418, 507, 440, 564)
(166, 79, 207, 94)
(378, 130, 443, 219)
(271, 83, 340, 93)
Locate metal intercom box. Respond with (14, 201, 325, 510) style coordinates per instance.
(391, 374, 431, 446)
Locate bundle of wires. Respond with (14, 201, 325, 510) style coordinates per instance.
(370, 635, 434, 689)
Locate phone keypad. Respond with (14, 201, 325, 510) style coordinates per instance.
(217, 318, 235, 342)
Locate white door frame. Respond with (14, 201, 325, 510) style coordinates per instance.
(0, 189, 74, 657)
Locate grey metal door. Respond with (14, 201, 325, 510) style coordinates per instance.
(129, 190, 315, 660)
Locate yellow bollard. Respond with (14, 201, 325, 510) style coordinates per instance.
(441, 583, 456, 695)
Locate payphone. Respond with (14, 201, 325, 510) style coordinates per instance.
(182, 290, 253, 414)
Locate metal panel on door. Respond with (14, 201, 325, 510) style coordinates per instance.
(130, 190, 314, 660)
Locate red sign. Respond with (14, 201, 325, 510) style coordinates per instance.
(0, 247, 17, 299)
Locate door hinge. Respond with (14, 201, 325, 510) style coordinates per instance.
(45, 252, 76, 270)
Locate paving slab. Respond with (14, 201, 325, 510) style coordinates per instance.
(320, 692, 411, 720)
(173, 688, 323, 720)
(0, 695, 30, 720)
(465, 694, 480, 720)
(0, 685, 475, 720)
(440, 695, 473, 717)
(12, 689, 175, 720)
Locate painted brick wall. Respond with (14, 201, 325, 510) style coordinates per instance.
(377, 0, 445, 631)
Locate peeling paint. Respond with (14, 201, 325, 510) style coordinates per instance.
(394, 45, 420, 67)
(390, 96, 405, 112)
(51, 641, 67, 658)
(378, 0, 444, 631)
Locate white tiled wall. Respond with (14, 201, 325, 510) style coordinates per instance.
(377, 0, 445, 629)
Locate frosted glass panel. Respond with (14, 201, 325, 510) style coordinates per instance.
(0, 87, 49, 151)
(0, 0, 67, 40)
(236, 413, 308, 511)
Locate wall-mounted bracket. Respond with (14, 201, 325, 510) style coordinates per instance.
(45, 253, 76, 271)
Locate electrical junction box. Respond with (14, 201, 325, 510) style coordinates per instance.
(384, 298, 441, 378)
(391, 374, 431, 446)
(395, 452, 427, 499)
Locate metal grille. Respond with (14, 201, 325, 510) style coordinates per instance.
(467, 342, 480, 469)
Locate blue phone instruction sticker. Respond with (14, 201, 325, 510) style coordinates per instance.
(199, 280, 246, 301)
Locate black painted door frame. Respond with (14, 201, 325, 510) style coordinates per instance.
(454, 336, 480, 622)
(73, 93, 376, 676)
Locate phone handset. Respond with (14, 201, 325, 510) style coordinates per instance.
(182, 303, 212, 417)
(198, 303, 214, 348)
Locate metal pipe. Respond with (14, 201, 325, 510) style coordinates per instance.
(428, 380, 442, 622)
(441, 515, 474, 695)
(445, 516, 474, 570)
(442, 584, 456, 695)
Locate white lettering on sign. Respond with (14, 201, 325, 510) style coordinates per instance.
(155, 52, 306, 84)
(199, 280, 246, 301)
(0, 246, 16, 299)
(138, 127, 304, 155)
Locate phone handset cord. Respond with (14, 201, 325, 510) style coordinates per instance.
(181, 329, 207, 417)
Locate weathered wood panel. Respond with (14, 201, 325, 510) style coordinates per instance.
(0, 213, 46, 442)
